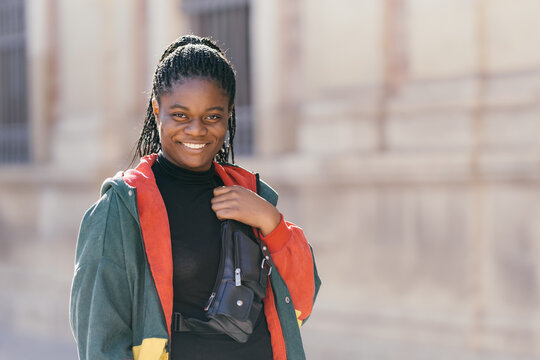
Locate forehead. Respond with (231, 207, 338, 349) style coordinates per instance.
(160, 77, 229, 104)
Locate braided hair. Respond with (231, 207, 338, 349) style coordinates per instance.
(134, 35, 237, 164)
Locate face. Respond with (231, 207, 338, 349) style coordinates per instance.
(153, 78, 232, 172)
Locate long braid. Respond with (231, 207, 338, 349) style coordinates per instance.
(134, 35, 237, 164)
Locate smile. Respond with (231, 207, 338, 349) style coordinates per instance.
(182, 142, 207, 149)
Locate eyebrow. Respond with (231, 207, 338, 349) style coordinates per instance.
(168, 104, 226, 112)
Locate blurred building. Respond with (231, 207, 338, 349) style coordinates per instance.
(1, 0, 540, 359)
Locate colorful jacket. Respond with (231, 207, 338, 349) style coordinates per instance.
(70, 154, 321, 360)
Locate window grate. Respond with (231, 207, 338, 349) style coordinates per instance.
(0, 0, 29, 164)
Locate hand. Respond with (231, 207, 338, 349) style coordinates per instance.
(211, 185, 281, 236)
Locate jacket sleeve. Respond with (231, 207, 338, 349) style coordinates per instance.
(260, 214, 317, 324)
(70, 188, 134, 360)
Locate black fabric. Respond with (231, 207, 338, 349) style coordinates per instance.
(152, 153, 273, 360)
(173, 219, 269, 343)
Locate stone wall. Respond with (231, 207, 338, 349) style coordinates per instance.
(246, 0, 540, 358)
(1, 0, 540, 359)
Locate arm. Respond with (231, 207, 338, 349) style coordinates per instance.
(211, 185, 318, 323)
(70, 189, 134, 360)
(260, 216, 317, 324)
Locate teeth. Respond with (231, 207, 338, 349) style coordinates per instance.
(183, 143, 206, 149)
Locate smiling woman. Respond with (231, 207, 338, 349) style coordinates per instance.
(153, 78, 231, 172)
(69, 35, 320, 360)
(135, 37, 238, 165)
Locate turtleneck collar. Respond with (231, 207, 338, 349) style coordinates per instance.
(153, 152, 216, 185)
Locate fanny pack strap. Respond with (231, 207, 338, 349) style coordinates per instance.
(173, 312, 222, 333)
(172, 309, 262, 343)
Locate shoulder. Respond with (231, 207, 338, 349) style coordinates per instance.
(77, 173, 142, 262)
(96, 154, 157, 209)
(258, 178, 278, 207)
(79, 170, 140, 228)
(83, 175, 135, 225)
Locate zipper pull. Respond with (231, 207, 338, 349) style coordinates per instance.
(235, 268, 242, 287)
(204, 292, 216, 311)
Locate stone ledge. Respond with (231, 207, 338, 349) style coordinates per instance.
(0, 165, 101, 188)
(237, 151, 540, 186)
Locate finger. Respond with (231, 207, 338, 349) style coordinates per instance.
(211, 191, 239, 206)
(211, 200, 228, 212)
(211, 198, 240, 213)
(213, 207, 240, 221)
(213, 185, 236, 196)
(212, 186, 247, 203)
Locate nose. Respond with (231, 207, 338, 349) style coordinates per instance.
(184, 117, 207, 137)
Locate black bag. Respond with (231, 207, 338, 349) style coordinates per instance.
(172, 219, 272, 343)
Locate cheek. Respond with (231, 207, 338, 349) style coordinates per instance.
(159, 119, 180, 138)
(215, 121, 229, 139)
(215, 129, 228, 145)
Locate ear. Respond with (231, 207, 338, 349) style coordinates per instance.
(228, 104, 234, 119)
(152, 98, 160, 119)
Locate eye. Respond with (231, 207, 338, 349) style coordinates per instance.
(205, 114, 222, 122)
(171, 113, 188, 121)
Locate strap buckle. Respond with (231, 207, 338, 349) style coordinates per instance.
(173, 312, 185, 332)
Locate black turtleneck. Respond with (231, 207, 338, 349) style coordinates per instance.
(153, 154, 223, 320)
(152, 153, 272, 360)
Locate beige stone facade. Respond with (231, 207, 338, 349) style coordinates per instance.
(1, 0, 540, 358)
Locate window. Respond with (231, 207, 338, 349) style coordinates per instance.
(182, 0, 253, 155)
(0, 0, 29, 164)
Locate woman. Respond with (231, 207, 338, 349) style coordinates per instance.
(70, 35, 320, 360)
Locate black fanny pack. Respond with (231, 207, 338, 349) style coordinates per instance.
(172, 219, 272, 343)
